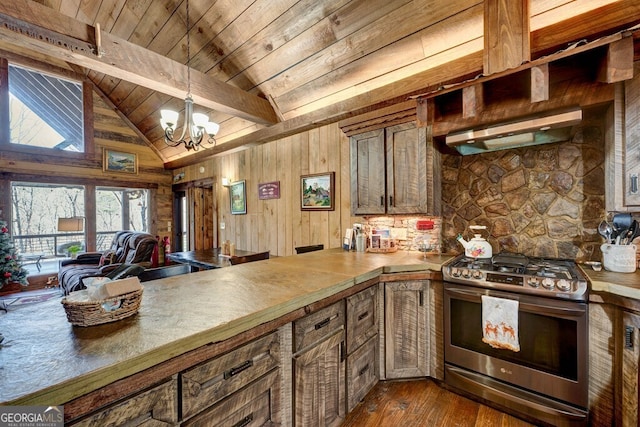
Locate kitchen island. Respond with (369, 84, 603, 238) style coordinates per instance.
(0, 249, 449, 423)
(2, 249, 640, 425)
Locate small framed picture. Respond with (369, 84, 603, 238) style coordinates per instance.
(103, 149, 137, 174)
(301, 172, 335, 211)
(230, 180, 247, 215)
(258, 181, 280, 200)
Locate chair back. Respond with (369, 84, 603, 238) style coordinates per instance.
(229, 251, 270, 265)
(295, 244, 324, 254)
(124, 233, 157, 264)
(139, 263, 191, 281)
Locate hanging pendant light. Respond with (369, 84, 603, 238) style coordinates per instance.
(160, 0, 219, 151)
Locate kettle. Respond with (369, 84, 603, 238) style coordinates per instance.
(457, 225, 493, 259)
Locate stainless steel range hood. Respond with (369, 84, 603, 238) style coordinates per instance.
(445, 108, 582, 155)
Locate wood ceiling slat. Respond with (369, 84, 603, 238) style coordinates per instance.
(530, 0, 617, 30)
(264, 4, 483, 117)
(189, 0, 299, 78)
(118, 85, 155, 116)
(210, 0, 350, 88)
(93, 0, 128, 32)
(75, 0, 102, 25)
(532, 0, 640, 56)
(58, 0, 80, 20)
(127, 0, 180, 49)
(157, 0, 255, 77)
(238, 0, 413, 96)
(109, 0, 154, 41)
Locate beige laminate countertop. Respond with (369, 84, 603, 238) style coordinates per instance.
(0, 249, 450, 406)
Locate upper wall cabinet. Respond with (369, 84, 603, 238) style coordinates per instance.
(349, 122, 440, 216)
(607, 62, 640, 212)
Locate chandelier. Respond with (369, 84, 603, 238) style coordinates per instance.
(160, 0, 219, 151)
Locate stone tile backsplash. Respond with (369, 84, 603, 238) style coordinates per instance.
(440, 113, 606, 262)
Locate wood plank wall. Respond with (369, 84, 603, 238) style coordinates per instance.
(173, 123, 361, 256)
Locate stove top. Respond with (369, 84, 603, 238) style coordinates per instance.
(443, 253, 589, 301)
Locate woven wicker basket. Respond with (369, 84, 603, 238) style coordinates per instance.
(61, 287, 143, 327)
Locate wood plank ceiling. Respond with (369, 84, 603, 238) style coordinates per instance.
(1, 0, 639, 167)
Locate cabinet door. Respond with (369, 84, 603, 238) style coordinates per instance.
(350, 129, 386, 215)
(294, 329, 345, 427)
(384, 280, 428, 379)
(621, 310, 640, 426)
(385, 123, 428, 214)
(624, 62, 640, 207)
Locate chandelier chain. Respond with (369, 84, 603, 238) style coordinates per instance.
(186, 0, 191, 95)
(159, 0, 219, 151)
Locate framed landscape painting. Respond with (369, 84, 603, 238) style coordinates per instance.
(301, 172, 335, 211)
(230, 180, 247, 214)
(103, 149, 137, 174)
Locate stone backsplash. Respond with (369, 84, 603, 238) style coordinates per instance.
(440, 113, 606, 262)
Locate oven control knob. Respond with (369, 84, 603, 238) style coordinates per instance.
(557, 279, 572, 292)
(462, 269, 472, 278)
(472, 270, 483, 279)
(542, 278, 555, 290)
(451, 268, 461, 277)
(527, 277, 540, 288)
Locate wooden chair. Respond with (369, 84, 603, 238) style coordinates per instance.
(295, 244, 324, 254)
(138, 263, 192, 281)
(229, 251, 270, 265)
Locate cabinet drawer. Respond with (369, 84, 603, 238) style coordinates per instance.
(181, 332, 280, 420)
(69, 376, 178, 426)
(183, 368, 281, 427)
(347, 335, 378, 412)
(294, 300, 345, 353)
(346, 286, 377, 354)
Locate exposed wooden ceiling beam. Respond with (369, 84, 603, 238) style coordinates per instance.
(167, 27, 639, 169)
(0, 0, 279, 126)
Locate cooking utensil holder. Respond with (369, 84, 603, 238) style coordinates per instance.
(601, 244, 637, 273)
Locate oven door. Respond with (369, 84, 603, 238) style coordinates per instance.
(444, 283, 588, 410)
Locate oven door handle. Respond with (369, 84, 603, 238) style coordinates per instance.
(445, 286, 586, 317)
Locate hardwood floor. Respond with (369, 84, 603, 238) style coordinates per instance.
(342, 379, 536, 427)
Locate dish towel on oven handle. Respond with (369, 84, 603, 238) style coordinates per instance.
(481, 295, 520, 352)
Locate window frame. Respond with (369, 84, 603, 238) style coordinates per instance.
(4, 175, 157, 250)
(0, 56, 94, 160)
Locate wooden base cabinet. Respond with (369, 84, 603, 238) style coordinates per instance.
(293, 301, 346, 427)
(621, 309, 640, 426)
(381, 278, 428, 379)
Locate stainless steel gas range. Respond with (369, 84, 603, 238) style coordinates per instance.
(442, 253, 589, 427)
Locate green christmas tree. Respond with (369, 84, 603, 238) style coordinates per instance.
(0, 220, 28, 289)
